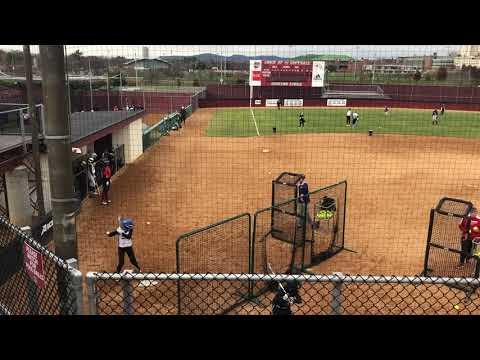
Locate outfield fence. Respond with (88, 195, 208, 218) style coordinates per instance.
(0, 215, 83, 315)
(85, 272, 480, 315)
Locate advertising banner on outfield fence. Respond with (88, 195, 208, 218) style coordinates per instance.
(284, 99, 304, 107)
(311, 61, 325, 87)
(255, 99, 262, 105)
(327, 99, 347, 107)
(23, 242, 45, 289)
(265, 99, 280, 107)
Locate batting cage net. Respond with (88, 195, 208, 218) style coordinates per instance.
(175, 213, 251, 314)
(86, 272, 480, 315)
(272, 172, 304, 207)
(0, 215, 82, 315)
(423, 198, 480, 279)
(307, 180, 347, 266)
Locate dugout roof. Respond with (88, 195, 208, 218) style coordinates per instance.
(0, 109, 145, 155)
(70, 109, 144, 146)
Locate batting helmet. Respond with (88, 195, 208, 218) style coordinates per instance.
(121, 218, 134, 231)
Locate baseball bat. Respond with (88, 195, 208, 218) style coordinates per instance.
(267, 263, 289, 298)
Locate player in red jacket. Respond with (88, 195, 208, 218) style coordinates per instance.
(458, 207, 480, 266)
(101, 160, 112, 205)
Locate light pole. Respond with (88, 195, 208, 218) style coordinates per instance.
(106, 57, 110, 111)
(353, 46, 360, 82)
(88, 58, 93, 110)
(39, 45, 78, 261)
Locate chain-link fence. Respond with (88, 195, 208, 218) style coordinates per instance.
(0, 215, 83, 315)
(85, 272, 480, 315)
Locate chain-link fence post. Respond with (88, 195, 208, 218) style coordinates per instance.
(331, 272, 344, 315)
(66, 258, 83, 315)
(85, 272, 97, 315)
(122, 271, 134, 315)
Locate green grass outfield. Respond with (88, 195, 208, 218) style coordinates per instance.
(206, 107, 480, 138)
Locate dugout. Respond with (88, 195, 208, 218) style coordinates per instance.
(0, 108, 145, 228)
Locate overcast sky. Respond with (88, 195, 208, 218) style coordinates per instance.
(0, 45, 463, 58)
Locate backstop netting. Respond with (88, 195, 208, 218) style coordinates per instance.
(6, 44, 480, 298)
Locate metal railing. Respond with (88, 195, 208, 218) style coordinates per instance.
(142, 104, 194, 151)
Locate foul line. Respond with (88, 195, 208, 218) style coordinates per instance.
(250, 107, 260, 136)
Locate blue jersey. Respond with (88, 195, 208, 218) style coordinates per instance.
(298, 182, 310, 203)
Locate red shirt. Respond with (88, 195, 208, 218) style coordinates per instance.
(459, 214, 480, 239)
(103, 166, 111, 180)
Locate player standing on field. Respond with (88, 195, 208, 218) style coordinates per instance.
(101, 160, 112, 205)
(277, 99, 281, 109)
(440, 104, 445, 116)
(298, 112, 305, 127)
(384, 106, 389, 116)
(297, 178, 317, 229)
(458, 207, 480, 267)
(346, 108, 352, 126)
(107, 217, 141, 273)
(432, 109, 439, 125)
(86, 153, 98, 195)
(271, 280, 302, 315)
(351, 111, 359, 128)
(272, 284, 293, 315)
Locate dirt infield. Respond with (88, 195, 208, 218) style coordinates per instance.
(76, 108, 480, 276)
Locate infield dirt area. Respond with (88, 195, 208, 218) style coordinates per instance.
(76, 108, 480, 276)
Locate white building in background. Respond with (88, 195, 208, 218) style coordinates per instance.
(142, 47, 149, 59)
(454, 45, 480, 68)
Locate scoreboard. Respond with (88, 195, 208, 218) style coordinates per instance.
(249, 60, 325, 87)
